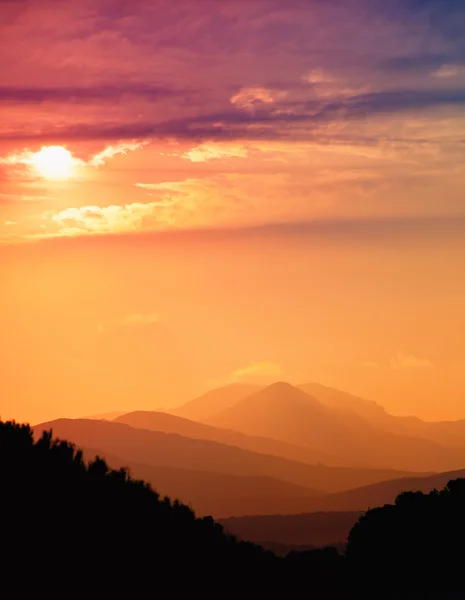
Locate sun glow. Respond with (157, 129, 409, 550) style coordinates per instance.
(31, 146, 76, 179)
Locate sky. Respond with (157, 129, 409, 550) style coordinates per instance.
(1, 0, 464, 424)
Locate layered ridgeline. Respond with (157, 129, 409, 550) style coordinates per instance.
(33, 418, 416, 518)
(2, 420, 465, 598)
(174, 382, 465, 472)
(219, 468, 465, 552)
(53, 381, 465, 519)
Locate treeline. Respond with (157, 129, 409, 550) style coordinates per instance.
(1, 419, 464, 598)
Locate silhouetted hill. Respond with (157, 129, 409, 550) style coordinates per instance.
(33, 418, 414, 494)
(347, 479, 465, 593)
(171, 383, 261, 421)
(220, 511, 363, 550)
(206, 382, 465, 471)
(0, 419, 280, 595)
(218, 469, 465, 551)
(303, 467, 465, 512)
(78, 445, 318, 518)
(114, 410, 348, 467)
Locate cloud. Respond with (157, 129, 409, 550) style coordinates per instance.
(47, 201, 171, 237)
(230, 86, 287, 112)
(431, 64, 464, 79)
(303, 69, 336, 85)
(122, 312, 160, 326)
(0, 192, 58, 203)
(3, 86, 465, 143)
(231, 360, 284, 383)
(390, 353, 433, 370)
(181, 143, 249, 162)
(0, 84, 180, 104)
(89, 140, 149, 166)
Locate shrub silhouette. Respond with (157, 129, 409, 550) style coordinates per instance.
(347, 479, 465, 595)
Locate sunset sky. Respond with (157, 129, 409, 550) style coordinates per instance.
(1, 0, 464, 424)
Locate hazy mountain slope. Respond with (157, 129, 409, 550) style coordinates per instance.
(77, 446, 317, 518)
(302, 468, 465, 512)
(299, 382, 465, 448)
(33, 419, 414, 493)
(220, 510, 363, 549)
(219, 469, 465, 549)
(206, 382, 465, 472)
(114, 410, 350, 467)
(171, 383, 262, 421)
(297, 382, 388, 421)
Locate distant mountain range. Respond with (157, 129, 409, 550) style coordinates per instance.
(219, 468, 465, 551)
(35, 380, 465, 521)
(33, 418, 414, 493)
(76, 445, 318, 518)
(176, 381, 465, 472)
(114, 410, 350, 467)
(174, 380, 465, 450)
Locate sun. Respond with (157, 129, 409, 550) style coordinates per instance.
(31, 146, 76, 180)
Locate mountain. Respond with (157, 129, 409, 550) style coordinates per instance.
(171, 383, 261, 421)
(220, 510, 363, 552)
(299, 382, 465, 448)
(114, 410, 350, 467)
(297, 382, 388, 421)
(205, 382, 465, 472)
(219, 468, 465, 552)
(302, 468, 465, 513)
(77, 445, 318, 518)
(32, 418, 414, 494)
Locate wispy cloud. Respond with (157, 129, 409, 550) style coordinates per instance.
(47, 201, 171, 237)
(181, 143, 249, 163)
(89, 141, 150, 166)
(122, 312, 160, 326)
(231, 86, 287, 112)
(431, 64, 465, 79)
(231, 360, 284, 383)
(390, 353, 433, 370)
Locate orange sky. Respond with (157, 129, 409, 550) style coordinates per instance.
(1, 0, 464, 424)
(1, 222, 464, 424)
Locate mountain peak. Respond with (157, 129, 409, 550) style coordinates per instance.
(265, 381, 296, 393)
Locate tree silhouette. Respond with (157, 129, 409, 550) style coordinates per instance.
(347, 479, 465, 596)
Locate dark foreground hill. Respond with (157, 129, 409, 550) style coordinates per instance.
(1, 419, 465, 599)
(0, 420, 277, 595)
